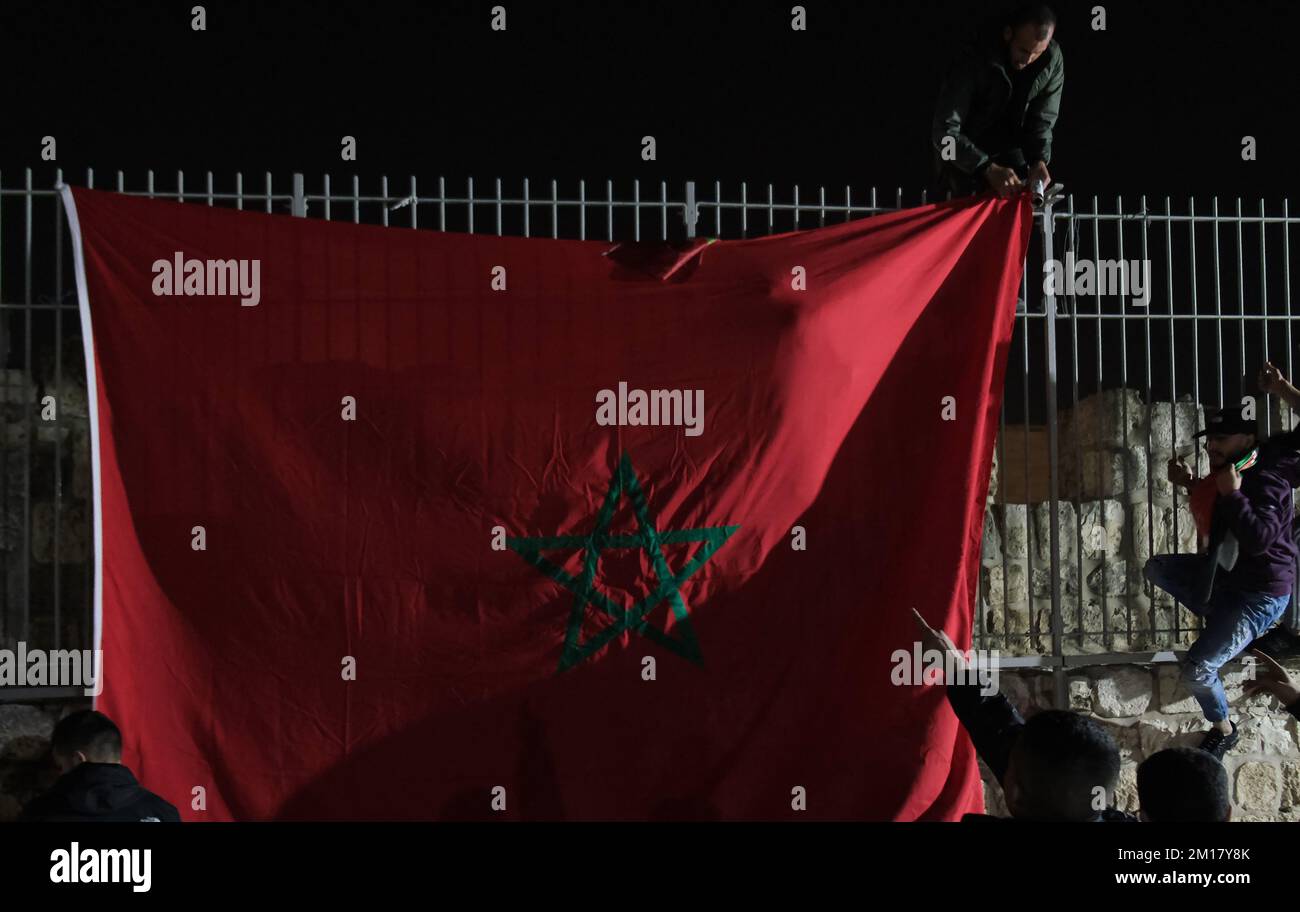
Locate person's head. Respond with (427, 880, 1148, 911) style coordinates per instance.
(50, 710, 122, 774)
(1137, 747, 1231, 822)
(1003, 710, 1120, 820)
(1002, 4, 1056, 70)
(1196, 405, 1258, 470)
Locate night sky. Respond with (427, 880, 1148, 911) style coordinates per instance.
(4, 0, 1300, 420)
(3, 0, 1297, 199)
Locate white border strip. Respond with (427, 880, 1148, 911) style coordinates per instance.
(56, 183, 105, 707)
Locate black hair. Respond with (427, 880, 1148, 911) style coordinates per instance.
(1007, 4, 1057, 36)
(51, 710, 122, 763)
(1009, 710, 1120, 820)
(1137, 748, 1231, 822)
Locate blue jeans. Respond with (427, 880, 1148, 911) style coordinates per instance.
(1144, 554, 1290, 722)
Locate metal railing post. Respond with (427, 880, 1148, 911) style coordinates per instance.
(684, 181, 698, 239)
(1040, 199, 1067, 706)
(291, 174, 306, 217)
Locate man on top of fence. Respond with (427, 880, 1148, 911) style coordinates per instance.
(1145, 391, 1300, 760)
(931, 3, 1064, 200)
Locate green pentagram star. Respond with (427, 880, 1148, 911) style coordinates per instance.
(507, 453, 739, 672)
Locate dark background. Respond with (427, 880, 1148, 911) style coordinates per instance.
(1, 0, 1298, 429)
(2, 0, 1297, 197)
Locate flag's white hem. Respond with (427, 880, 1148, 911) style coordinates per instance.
(57, 183, 105, 706)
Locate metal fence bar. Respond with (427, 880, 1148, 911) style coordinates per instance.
(1260, 199, 1270, 437)
(1040, 196, 1065, 701)
(1065, 193, 1086, 649)
(1139, 198, 1156, 641)
(1213, 198, 1224, 405)
(21, 168, 33, 645)
(1113, 195, 1132, 643)
(1287, 199, 1300, 632)
(1020, 269, 1035, 648)
(1165, 197, 1181, 644)
(53, 167, 63, 648)
(1091, 195, 1109, 650)
(1237, 199, 1247, 402)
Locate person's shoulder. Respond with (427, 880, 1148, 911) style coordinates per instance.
(1261, 434, 1300, 479)
(1048, 39, 1063, 70)
(137, 790, 182, 822)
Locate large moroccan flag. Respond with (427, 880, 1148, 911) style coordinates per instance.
(63, 184, 1030, 820)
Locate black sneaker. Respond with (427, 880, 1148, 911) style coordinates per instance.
(1199, 721, 1239, 761)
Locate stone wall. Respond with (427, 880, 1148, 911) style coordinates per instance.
(983, 664, 1300, 822)
(0, 364, 94, 651)
(980, 388, 1298, 655)
(0, 360, 106, 822)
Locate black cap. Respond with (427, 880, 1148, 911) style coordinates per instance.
(1194, 404, 1257, 439)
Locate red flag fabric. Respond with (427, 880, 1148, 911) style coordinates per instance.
(63, 185, 1030, 820)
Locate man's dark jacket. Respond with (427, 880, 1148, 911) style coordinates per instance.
(947, 683, 1135, 822)
(931, 26, 1064, 194)
(19, 762, 181, 822)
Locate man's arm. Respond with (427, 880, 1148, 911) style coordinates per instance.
(1259, 363, 1300, 474)
(911, 609, 1022, 784)
(931, 55, 992, 178)
(945, 681, 1024, 784)
(1021, 47, 1064, 169)
(1260, 361, 1300, 411)
(1243, 648, 1300, 720)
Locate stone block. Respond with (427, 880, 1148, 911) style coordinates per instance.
(1148, 396, 1205, 451)
(1078, 499, 1125, 559)
(1235, 761, 1281, 813)
(1068, 676, 1093, 712)
(1114, 761, 1140, 813)
(1033, 500, 1076, 565)
(985, 562, 1027, 607)
(1086, 560, 1130, 597)
(1000, 504, 1028, 560)
(1063, 389, 1146, 451)
(1157, 664, 1201, 715)
(1090, 666, 1153, 718)
(1131, 502, 1197, 563)
(1237, 715, 1298, 756)
(1282, 761, 1300, 809)
(1071, 448, 1147, 500)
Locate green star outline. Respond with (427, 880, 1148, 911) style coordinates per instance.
(507, 453, 738, 672)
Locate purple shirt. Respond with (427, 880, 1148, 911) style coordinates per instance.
(1214, 437, 1300, 596)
